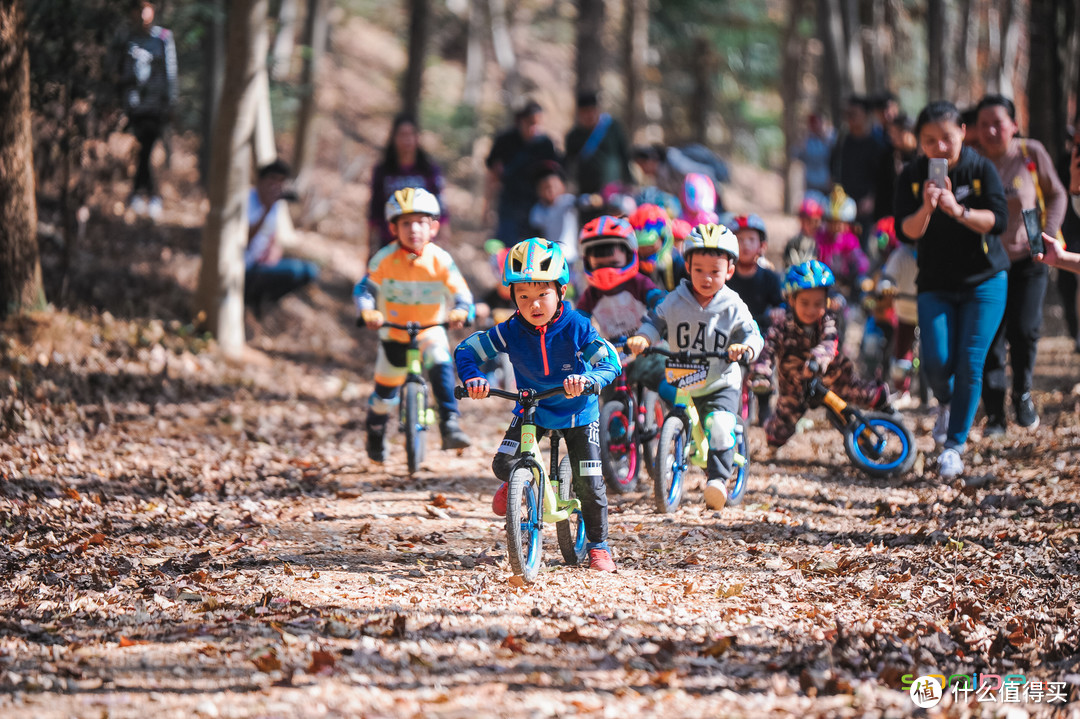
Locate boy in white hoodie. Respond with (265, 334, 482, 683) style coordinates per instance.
(627, 223, 763, 510)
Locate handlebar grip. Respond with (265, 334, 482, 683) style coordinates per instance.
(454, 386, 468, 400)
(806, 359, 820, 375)
(584, 382, 600, 396)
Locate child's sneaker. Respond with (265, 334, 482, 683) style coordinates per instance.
(704, 479, 728, 510)
(366, 428, 386, 464)
(587, 547, 616, 572)
(932, 405, 950, 446)
(491, 482, 508, 516)
(938, 448, 964, 479)
(440, 413, 471, 450)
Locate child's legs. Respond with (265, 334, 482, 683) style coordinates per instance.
(916, 291, 957, 405)
(691, 386, 740, 481)
(562, 422, 608, 546)
(949, 272, 1007, 448)
(491, 416, 524, 482)
(765, 354, 808, 447)
(419, 329, 460, 420)
(367, 343, 407, 429)
(823, 354, 878, 406)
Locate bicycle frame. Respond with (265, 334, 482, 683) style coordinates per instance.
(805, 374, 888, 455)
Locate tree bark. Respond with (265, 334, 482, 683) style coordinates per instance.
(817, 0, 846, 125)
(489, 0, 521, 104)
(402, 0, 429, 119)
(0, 0, 45, 318)
(623, 0, 648, 140)
(575, 0, 605, 96)
(781, 0, 806, 213)
(270, 0, 299, 81)
(1027, 0, 1057, 156)
(690, 36, 714, 144)
(461, 0, 485, 110)
(199, 0, 226, 189)
(196, 0, 269, 357)
(840, 0, 865, 94)
(927, 0, 948, 100)
(293, 0, 330, 190)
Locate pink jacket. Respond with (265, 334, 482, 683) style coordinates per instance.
(815, 229, 869, 284)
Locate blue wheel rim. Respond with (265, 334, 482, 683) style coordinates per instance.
(730, 426, 747, 501)
(850, 417, 910, 472)
(573, 511, 586, 558)
(523, 478, 542, 571)
(668, 432, 685, 505)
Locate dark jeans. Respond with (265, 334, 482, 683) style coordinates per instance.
(982, 258, 1048, 414)
(492, 417, 607, 545)
(1058, 268, 1079, 343)
(245, 258, 319, 311)
(130, 114, 165, 197)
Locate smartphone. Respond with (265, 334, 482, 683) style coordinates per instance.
(928, 158, 948, 187)
(1022, 208, 1045, 256)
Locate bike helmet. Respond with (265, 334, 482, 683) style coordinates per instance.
(731, 213, 768, 243)
(635, 187, 682, 220)
(384, 187, 441, 223)
(579, 215, 640, 291)
(783, 260, 835, 297)
(799, 190, 827, 219)
(502, 237, 570, 287)
(682, 172, 719, 226)
(872, 216, 898, 255)
(825, 186, 856, 223)
(683, 223, 740, 264)
(628, 204, 674, 270)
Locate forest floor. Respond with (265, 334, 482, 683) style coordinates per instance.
(3, 164, 1080, 718)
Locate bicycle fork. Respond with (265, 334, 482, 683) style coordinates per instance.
(520, 425, 579, 523)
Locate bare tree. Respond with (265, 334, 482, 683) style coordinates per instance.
(402, 0, 429, 119)
(575, 0, 605, 96)
(623, 0, 648, 140)
(461, 0, 485, 110)
(293, 0, 330, 191)
(0, 0, 44, 318)
(817, 0, 847, 124)
(927, 0, 948, 100)
(840, 0, 865, 94)
(489, 0, 521, 103)
(690, 36, 715, 144)
(270, 0, 300, 81)
(1028, 0, 1059, 157)
(196, 0, 270, 356)
(781, 0, 808, 213)
(199, 0, 226, 188)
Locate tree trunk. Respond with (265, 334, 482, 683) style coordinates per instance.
(402, 0, 429, 119)
(293, 0, 330, 191)
(953, 0, 973, 106)
(998, 0, 1022, 99)
(461, 0, 485, 110)
(781, 0, 806, 214)
(253, 64, 276, 167)
(199, 0, 226, 189)
(1027, 0, 1057, 155)
(840, 0, 865, 94)
(196, 0, 269, 357)
(817, 0, 846, 125)
(0, 0, 44, 318)
(489, 0, 521, 104)
(270, 0, 299, 81)
(690, 36, 714, 145)
(575, 0, 605, 96)
(927, 0, 948, 100)
(623, 0, 648, 140)
(862, 0, 889, 93)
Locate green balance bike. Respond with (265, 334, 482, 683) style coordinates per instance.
(455, 382, 598, 583)
(642, 348, 749, 513)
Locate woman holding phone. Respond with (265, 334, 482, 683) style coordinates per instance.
(895, 101, 1010, 479)
(974, 95, 1067, 435)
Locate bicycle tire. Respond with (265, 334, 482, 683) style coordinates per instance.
(844, 411, 916, 478)
(653, 416, 687, 513)
(404, 383, 425, 476)
(727, 419, 748, 506)
(505, 465, 543, 582)
(639, 391, 663, 483)
(600, 400, 638, 494)
(555, 456, 587, 565)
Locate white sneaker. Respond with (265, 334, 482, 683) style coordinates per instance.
(932, 405, 950, 446)
(129, 195, 147, 217)
(704, 479, 728, 510)
(147, 196, 163, 222)
(938, 448, 964, 479)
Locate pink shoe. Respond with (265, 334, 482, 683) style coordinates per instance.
(491, 482, 508, 517)
(588, 548, 616, 572)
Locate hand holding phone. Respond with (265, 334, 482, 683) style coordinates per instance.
(928, 158, 949, 188)
(1022, 208, 1044, 257)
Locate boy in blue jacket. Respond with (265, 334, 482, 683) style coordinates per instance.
(455, 237, 621, 571)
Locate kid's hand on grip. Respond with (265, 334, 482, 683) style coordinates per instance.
(727, 343, 751, 362)
(464, 377, 489, 399)
(360, 310, 384, 329)
(625, 335, 650, 355)
(448, 308, 470, 329)
(563, 374, 589, 397)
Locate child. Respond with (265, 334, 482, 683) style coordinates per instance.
(455, 237, 621, 571)
(784, 192, 826, 269)
(876, 222, 919, 401)
(816, 187, 870, 295)
(727, 214, 784, 333)
(355, 188, 474, 463)
(628, 204, 674, 283)
(627, 223, 764, 511)
(751, 261, 889, 449)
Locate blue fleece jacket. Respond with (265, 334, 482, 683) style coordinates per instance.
(455, 303, 621, 428)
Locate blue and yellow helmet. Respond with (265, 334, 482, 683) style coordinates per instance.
(783, 260, 835, 297)
(502, 237, 570, 287)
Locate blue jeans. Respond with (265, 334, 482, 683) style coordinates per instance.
(245, 258, 319, 311)
(917, 271, 1007, 449)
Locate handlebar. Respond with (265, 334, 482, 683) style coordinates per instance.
(642, 347, 732, 363)
(355, 319, 470, 331)
(454, 382, 600, 403)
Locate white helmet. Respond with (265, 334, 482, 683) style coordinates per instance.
(385, 187, 441, 223)
(684, 223, 740, 263)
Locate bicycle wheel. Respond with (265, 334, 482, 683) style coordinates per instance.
(639, 391, 663, 483)
(404, 383, 426, 475)
(653, 416, 688, 513)
(600, 400, 638, 493)
(505, 465, 543, 582)
(555, 456, 587, 566)
(725, 419, 749, 505)
(844, 411, 916, 478)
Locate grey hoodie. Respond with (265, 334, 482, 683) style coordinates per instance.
(636, 279, 763, 397)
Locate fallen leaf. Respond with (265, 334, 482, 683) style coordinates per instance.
(251, 648, 281, 673)
(558, 627, 589, 644)
(700, 636, 735, 658)
(430, 493, 449, 508)
(501, 635, 526, 654)
(307, 649, 336, 674)
(507, 575, 526, 588)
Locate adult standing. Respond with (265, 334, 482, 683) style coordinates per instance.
(974, 95, 1067, 434)
(485, 100, 558, 243)
(895, 101, 1009, 480)
(797, 113, 836, 197)
(564, 91, 634, 196)
(1055, 125, 1080, 352)
(832, 96, 886, 240)
(368, 114, 448, 253)
(119, 0, 177, 221)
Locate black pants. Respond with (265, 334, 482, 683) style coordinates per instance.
(691, 385, 741, 481)
(982, 258, 1048, 413)
(1058, 268, 1079, 344)
(492, 417, 607, 545)
(130, 114, 165, 197)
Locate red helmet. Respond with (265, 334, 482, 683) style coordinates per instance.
(579, 215, 640, 291)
